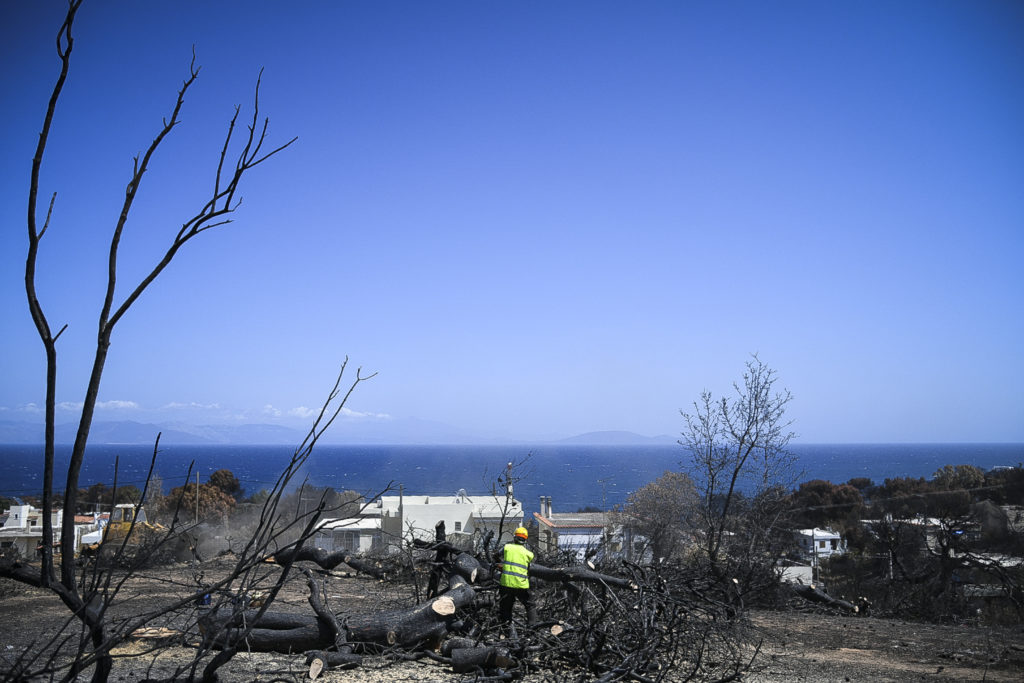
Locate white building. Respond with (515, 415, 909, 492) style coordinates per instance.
(533, 497, 621, 561)
(0, 504, 100, 557)
(316, 488, 524, 554)
(794, 527, 846, 563)
(313, 516, 382, 554)
(378, 488, 523, 549)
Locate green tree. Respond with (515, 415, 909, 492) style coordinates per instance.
(869, 476, 935, 518)
(78, 482, 142, 509)
(789, 479, 865, 527)
(985, 466, 1024, 505)
(246, 489, 271, 505)
(208, 469, 243, 500)
(165, 482, 237, 522)
(932, 464, 985, 492)
(846, 477, 873, 493)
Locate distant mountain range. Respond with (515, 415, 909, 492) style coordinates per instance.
(0, 420, 674, 446)
(557, 430, 676, 445)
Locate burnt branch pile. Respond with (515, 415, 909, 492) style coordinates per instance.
(207, 538, 759, 681)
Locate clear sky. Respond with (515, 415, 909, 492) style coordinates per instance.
(1, 0, 1022, 444)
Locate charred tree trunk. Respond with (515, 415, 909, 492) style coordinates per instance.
(200, 610, 336, 652)
(530, 563, 637, 590)
(411, 537, 489, 584)
(270, 546, 388, 579)
(304, 649, 362, 676)
(427, 521, 447, 598)
(200, 575, 477, 654)
(451, 646, 513, 673)
(345, 575, 476, 649)
(791, 583, 858, 613)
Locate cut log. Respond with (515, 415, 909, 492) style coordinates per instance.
(411, 540, 490, 584)
(453, 553, 482, 583)
(271, 546, 348, 570)
(529, 563, 637, 590)
(199, 610, 335, 652)
(345, 577, 475, 649)
(304, 649, 362, 672)
(202, 572, 480, 654)
(269, 546, 388, 579)
(451, 646, 513, 673)
(441, 636, 479, 657)
(791, 583, 858, 613)
(340, 555, 388, 579)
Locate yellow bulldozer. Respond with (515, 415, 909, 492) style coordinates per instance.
(80, 503, 167, 561)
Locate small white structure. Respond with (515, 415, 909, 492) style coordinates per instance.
(533, 497, 620, 561)
(794, 527, 846, 562)
(355, 488, 524, 551)
(0, 504, 100, 557)
(314, 516, 382, 554)
(776, 559, 814, 585)
(0, 505, 44, 557)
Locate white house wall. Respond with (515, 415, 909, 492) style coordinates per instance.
(552, 530, 605, 560)
(376, 494, 523, 548)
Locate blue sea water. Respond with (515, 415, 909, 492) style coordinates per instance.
(0, 443, 1021, 514)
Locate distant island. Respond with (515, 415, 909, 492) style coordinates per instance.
(557, 430, 676, 445)
(0, 419, 674, 447)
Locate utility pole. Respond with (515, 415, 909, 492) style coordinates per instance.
(195, 471, 199, 525)
(812, 529, 818, 585)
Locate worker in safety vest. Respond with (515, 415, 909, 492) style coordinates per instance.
(498, 526, 537, 626)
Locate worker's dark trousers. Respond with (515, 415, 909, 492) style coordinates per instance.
(498, 585, 537, 626)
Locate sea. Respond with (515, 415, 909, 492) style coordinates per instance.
(1, 443, 1021, 514)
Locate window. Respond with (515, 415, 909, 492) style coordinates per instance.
(332, 530, 359, 552)
(818, 540, 826, 549)
(454, 521, 462, 532)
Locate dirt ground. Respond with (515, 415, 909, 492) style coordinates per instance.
(747, 609, 1024, 682)
(2, 556, 1023, 681)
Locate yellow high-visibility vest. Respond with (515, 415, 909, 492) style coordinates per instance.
(500, 542, 534, 589)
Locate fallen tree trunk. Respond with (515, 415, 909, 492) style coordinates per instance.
(200, 575, 477, 653)
(451, 646, 513, 673)
(530, 563, 637, 590)
(199, 610, 335, 652)
(345, 575, 477, 649)
(412, 538, 490, 584)
(269, 547, 388, 579)
(790, 583, 858, 613)
(304, 649, 362, 674)
(454, 552, 486, 583)
(342, 555, 389, 579)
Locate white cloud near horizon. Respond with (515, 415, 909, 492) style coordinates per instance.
(55, 400, 138, 412)
(339, 407, 392, 420)
(97, 400, 139, 410)
(163, 401, 222, 410)
(258, 404, 393, 422)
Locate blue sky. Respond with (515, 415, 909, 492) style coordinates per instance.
(1, 0, 1022, 443)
